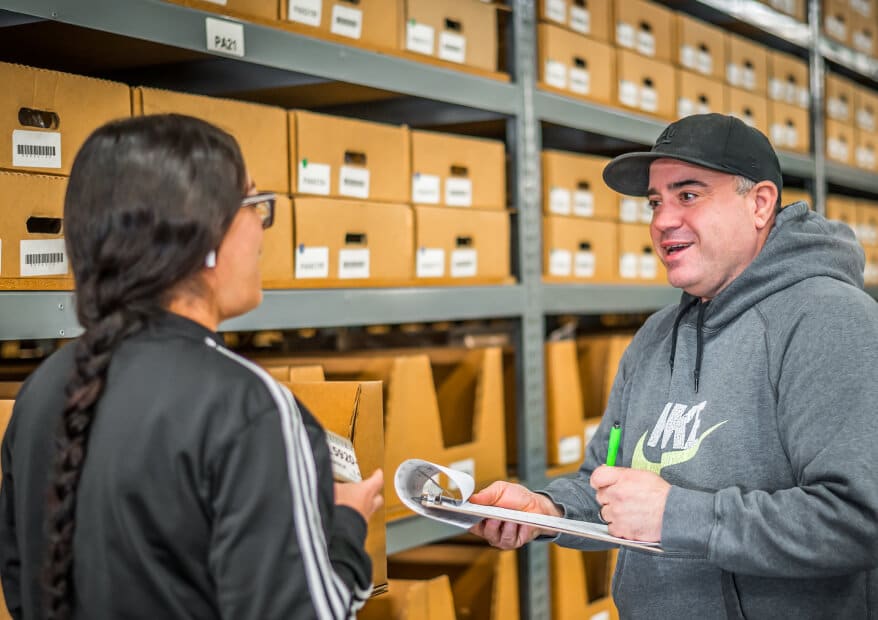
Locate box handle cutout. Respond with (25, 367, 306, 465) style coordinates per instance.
(639, 21, 652, 32)
(450, 165, 469, 178)
(699, 94, 709, 105)
(744, 60, 754, 70)
(787, 74, 797, 85)
(341, 0, 361, 4)
(18, 107, 60, 130)
(345, 232, 367, 245)
(642, 246, 653, 254)
(573, 56, 587, 68)
(743, 106, 753, 117)
(444, 18, 462, 32)
(577, 180, 591, 190)
(573, 0, 586, 6)
(643, 77, 654, 88)
(456, 236, 473, 248)
(699, 43, 709, 53)
(26, 216, 63, 235)
(344, 150, 368, 166)
(579, 241, 592, 251)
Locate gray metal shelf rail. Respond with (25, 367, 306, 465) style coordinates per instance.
(0, 0, 877, 617)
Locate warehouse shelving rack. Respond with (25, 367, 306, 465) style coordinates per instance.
(1, 1, 877, 617)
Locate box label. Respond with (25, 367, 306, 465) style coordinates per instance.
(416, 247, 445, 277)
(546, 0, 566, 23)
(204, 0, 228, 5)
(406, 21, 435, 55)
(446, 457, 475, 491)
(574, 250, 596, 278)
(742, 67, 755, 90)
(697, 51, 712, 75)
(289, 0, 322, 25)
(338, 165, 370, 199)
(20, 239, 67, 277)
(826, 16, 846, 41)
(828, 136, 849, 162)
(549, 187, 572, 214)
(619, 80, 638, 108)
(573, 189, 594, 217)
(330, 4, 362, 39)
(620, 252, 638, 279)
(205, 17, 245, 58)
(639, 253, 658, 279)
(616, 21, 635, 48)
(295, 246, 329, 279)
(569, 67, 590, 95)
(12, 130, 61, 169)
(637, 30, 656, 57)
(856, 145, 876, 169)
(768, 78, 784, 101)
(854, 31, 873, 54)
(549, 248, 572, 276)
(438, 31, 466, 64)
(445, 177, 473, 207)
(545, 59, 567, 89)
(640, 86, 658, 112)
(858, 109, 875, 132)
(619, 197, 639, 222)
(726, 62, 741, 86)
(678, 97, 695, 118)
(570, 6, 590, 33)
(828, 97, 849, 120)
(796, 87, 809, 108)
(639, 199, 653, 223)
(681, 44, 696, 70)
(297, 160, 331, 195)
(770, 123, 787, 146)
(326, 430, 362, 482)
(338, 248, 369, 279)
(412, 173, 441, 204)
(451, 248, 477, 277)
(558, 435, 582, 465)
(590, 611, 611, 620)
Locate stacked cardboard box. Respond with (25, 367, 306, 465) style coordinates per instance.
(552, 546, 620, 620)
(675, 14, 727, 120)
(767, 51, 810, 154)
(824, 0, 878, 56)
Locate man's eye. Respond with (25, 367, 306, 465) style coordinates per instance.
(680, 192, 697, 201)
(648, 199, 661, 210)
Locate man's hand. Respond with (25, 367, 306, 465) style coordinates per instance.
(467, 481, 563, 550)
(334, 469, 384, 522)
(590, 465, 670, 542)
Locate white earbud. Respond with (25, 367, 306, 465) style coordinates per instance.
(205, 250, 217, 268)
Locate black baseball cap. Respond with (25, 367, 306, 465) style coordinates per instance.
(602, 113, 782, 197)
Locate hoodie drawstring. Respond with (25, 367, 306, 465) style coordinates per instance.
(669, 297, 698, 373)
(669, 297, 707, 393)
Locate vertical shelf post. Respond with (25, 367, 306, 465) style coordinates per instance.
(809, 0, 827, 215)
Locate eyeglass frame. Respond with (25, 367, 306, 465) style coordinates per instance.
(240, 192, 276, 229)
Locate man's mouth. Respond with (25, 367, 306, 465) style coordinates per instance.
(664, 242, 693, 256)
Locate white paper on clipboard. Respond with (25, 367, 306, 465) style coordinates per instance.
(394, 458, 663, 553)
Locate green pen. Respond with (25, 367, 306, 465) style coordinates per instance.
(606, 421, 622, 466)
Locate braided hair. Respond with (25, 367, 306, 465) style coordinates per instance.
(42, 114, 247, 619)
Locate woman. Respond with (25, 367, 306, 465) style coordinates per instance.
(0, 114, 383, 619)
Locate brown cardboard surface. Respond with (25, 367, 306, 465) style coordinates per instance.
(725, 87, 769, 137)
(675, 14, 728, 82)
(542, 150, 616, 218)
(781, 187, 811, 209)
(577, 333, 633, 418)
(292, 197, 413, 284)
(401, 0, 498, 72)
(413, 206, 510, 281)
(823, 0, 849, 45)
(826, 73, 856, 124)
(849, 20, 875, 56)
(538, 24, 616, 106)
(290, 110, 409, 203)
(358, 576, 456, 620)
(545, 340, 587, 467)
(612, 0, 675, 62)
(826, 194, 859, 230)
(676, 70, 726, 119)
(281, 0, 399, 50)
(767, 51, 809, 109)
(855, 129, 878, 172)
(865, 247, 878, 285)
(617, 223, 664, 284)
(854, 85, 878, 132)
(543, 216, 617, 283)
(826, 119, 855, 165)
(0, 172, 72, 288)
(761, 0, 806, 20)
(858, 201, 878, 247)
(0, 62, 130, 176)
(768, 100, 810, 154)
(725, 33, 769, 95)
(285, 380, 387, 592)
(260, 194, 294, 283)
(410, 130, 506, 209)
(551, 545, 620, 620)
(616, 49, 676, 121)
(166, 0, 279, 21)
(537, 0, 612, 42)
(135, 87, 289, 194)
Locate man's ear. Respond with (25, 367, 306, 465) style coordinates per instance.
(752, 181, 778, 230)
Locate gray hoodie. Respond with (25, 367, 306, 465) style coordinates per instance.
(542, 202, 878, 619)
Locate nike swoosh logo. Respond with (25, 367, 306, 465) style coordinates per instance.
(631, 420, 728, 475)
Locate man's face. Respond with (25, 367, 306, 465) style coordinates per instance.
(647, 158, 765, 300)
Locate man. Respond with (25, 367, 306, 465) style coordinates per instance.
(470, 114, 878, 618)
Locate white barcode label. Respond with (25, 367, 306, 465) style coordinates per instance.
(784, 81, 797, 104)
(620, 197, 639, 222)
(549, 249, 572, 276)
(406, 21, 435, 55)
(570, 6, 589, 33)
(637, 30, 656, 57)
(569, 67, 590, 95)
(338, 248, 370, 279)
(545, 60, 567, 89)
(338, 165, 370, 199)
(558, 435, 582, 465)
(330, 4, 362, 39)
(573, 190, 594, 217)
(727, 63, 741, 86)
(590, 611, 611, 620)
(828, 137, 849, 162)
(640, 86, 658, 112)
(697, 51, 712, 75)
(206, 17, 244, 57)
(295, 246, 329, 279)
(451, 248, 477, 277)
(546, 0, 566, 23)
(828, 98, 848, 120)
(620, 252, 638, 279)
(698, 100, 712, 115)
(826, 16, 846, 40)
(412, 173, 440, 204)
(854, 31, 873, 54)
(288, 0, 322, 25)
(12, 130, 61, 169)
(326, 431, 361, 482)
(852, 0, 871, 17)
(639, 253, 658, 279)
(768, 78, 784, 101)
(786, 125, 799, 148)
(742, 68, 755, 90)
(681, 44, 696, 70)
(549, 187, 572, 214)
(857, 109, 875, 132)
(770, 123, 787, 146)
(574, 250, 596, 278)
(439, 31, 466, 64)
(416, 247, 445, 277)
(446, 458, 475, 491)
(678, 97, 695, 118)
(639, 199, 653, 223)
(20, 239, 67, 277)
(616, 22, 635, 48)
(856, 146, 876, 169)
(796, 88, 809, 108)
(204, 0, 228, 5)
(298, 160, 331, 195)
(445, 177, 473, 207)
(619, 80, 638, 108)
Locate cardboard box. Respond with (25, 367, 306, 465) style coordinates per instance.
(781, 187, 811, 209)
(616, 49, 676, 121)
(410, 130, 506, 209)
(577, 333, 633, 418)
(618, 223, 664, 284)
(542, 150, 616, 219)
(824, 0, 849, 44)
(725, 33, 769, 95)
(538, 0, 613, 42)
(0, 172, 72, 289)
(260, 195, 294, 284)
(675, 14, 728, 82)
(854, 85, 878, 132)
(826, 195, 859, 233)
(726, 87, 770, 137)
(413, 206, 510, 281)
(401, 0, 498, 72)
(850, 20, 875, 55)
(826, 73, 856, 124)
(865, 247, 878, 285)
(388, 545, 519, 620)
(767, 51, 809, 109)
(826, 119, 855, 165)
(762, 0, 807, 20)
(551, 546, 620, 620)
(543, 216, 617, 283)
(293, 198, 413, 283)
(768, 100, 810, 153)
(618, 193, 652, 224)
(855, 129, 878, 171)
(857, 200, 878, 246)
(545, 340, 588, 467)
(358, 577, 456, 620)
(677, 70, 726, 119)
(538, 24, 616, 106)
(285, 380, 387, 593)
(167, 0, 279, 21)
(849, 0, 874, 19)
(0, 62, 130, 176)
(284, 0, 399, 50)
(613, 0, 675, 62)
(290, 110, 409, 203)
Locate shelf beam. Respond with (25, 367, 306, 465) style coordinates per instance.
(542, 284, 681, 315)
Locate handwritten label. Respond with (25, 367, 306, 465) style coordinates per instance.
(549, 249, 572, 276)
(288, 0, 321, 26)
(295, 246, 329, 279)
(416, 248, 445, 278)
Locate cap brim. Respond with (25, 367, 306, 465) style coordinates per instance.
(602, 151, 741, 197)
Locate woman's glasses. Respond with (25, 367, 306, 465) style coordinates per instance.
(240, 192, 276, 229)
